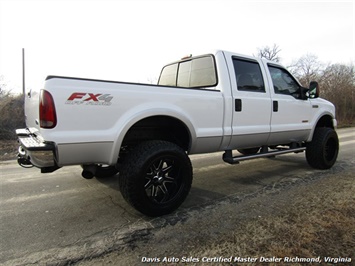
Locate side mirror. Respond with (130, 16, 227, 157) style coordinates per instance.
(309, 81, 319, 98)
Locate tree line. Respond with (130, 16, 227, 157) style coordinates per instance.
(0, 76, 25, 140)
(0, 47, 354, 140)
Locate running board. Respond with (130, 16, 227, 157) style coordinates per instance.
(223, 147, 306, 165)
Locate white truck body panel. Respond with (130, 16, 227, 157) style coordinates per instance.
(17, 49, 339, 216)
(41, 78, 225, 166)
(20, 50, 336, 168)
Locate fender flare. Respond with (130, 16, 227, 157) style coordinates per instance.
(108, 106, 196, 164)
(307, 112, 337, 142)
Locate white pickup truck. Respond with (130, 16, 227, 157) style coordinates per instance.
(17, 50, 339, 216)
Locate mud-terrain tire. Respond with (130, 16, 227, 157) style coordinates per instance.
(306, 127, 339, 169)
(119, 140, 193, 217)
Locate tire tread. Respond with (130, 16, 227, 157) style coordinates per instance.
(306, 127, 339, 169)
(119, 140, 192, 216)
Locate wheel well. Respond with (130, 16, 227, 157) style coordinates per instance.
(121, 116, 191, 151)
(315, 115, 334, 129)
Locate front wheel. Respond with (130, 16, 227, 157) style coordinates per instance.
(118, 140, 193, 217)
(306, 127, 339, 169)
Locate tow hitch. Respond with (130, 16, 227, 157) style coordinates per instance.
(17, 146, 34, 168)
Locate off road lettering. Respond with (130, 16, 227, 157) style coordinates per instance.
(66, 92, 113, 106)
(67, 92, 86, 101)
(84, 93, 101, 101)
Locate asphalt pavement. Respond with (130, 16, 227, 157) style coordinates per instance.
(0, 127, 354, 265)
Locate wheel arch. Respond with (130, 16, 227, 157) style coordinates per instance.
(122, 115, 192, 149)
(315, 114, 335, 129)
(111, 112, 195, 164)
(308, 113, 336, 142)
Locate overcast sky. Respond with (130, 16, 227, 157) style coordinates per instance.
(0, 0, 354, 93)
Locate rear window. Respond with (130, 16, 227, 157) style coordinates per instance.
(158, 55, 217, 89)
(158, 63, 178, 87)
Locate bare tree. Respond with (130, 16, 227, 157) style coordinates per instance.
(0, 75, 8, 98)
(256, 44, 281, 62)
(0, 75, 25, 139)
(288, 54, 324, 86)
(321, 63, 355, 124)
(289, 53, 355, 126)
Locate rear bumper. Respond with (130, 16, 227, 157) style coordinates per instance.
(16, 128, 59, 172)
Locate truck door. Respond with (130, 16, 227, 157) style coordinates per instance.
(266, 64, 312, 144)
(229, 56, 272, 149)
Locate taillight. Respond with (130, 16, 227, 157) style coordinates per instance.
(40, 90, 57, 128)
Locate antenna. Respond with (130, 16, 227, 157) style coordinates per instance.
(22, 48, 25, 95)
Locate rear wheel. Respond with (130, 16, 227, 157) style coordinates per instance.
(119, 140, 193, 216)
(306, 127, 339, 169)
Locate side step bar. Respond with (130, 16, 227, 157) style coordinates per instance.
(223, 146, 306, 165)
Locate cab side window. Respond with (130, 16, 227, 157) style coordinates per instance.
(233, 58, 265, 92)
(268, 65, 302, 98)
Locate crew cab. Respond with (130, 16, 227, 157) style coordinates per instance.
(17, 50, 339, 216)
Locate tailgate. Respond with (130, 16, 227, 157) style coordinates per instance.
(24, 87, 40, 131)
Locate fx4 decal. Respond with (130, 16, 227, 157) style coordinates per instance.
(66, 92, 113, 106)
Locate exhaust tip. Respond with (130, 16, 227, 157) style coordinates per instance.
(81, 170, 94, 179)
(81, 164, 97, 179)
(18, 146, 26, 156)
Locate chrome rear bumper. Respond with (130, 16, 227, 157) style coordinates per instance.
(16, 128, 59, 173)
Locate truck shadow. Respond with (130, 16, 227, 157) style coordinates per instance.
(229, 156, 309, 185)
(187, 157, 312, 210)
(93, 155, 316, 218)
(95, 174, 120, 190)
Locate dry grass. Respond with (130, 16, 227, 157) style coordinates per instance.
(0, 94, 25, 140)
(193, 172, 355, 264)
(0, 140, 19, 161)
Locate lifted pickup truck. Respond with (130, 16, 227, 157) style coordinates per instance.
(17, 50, 339, 216)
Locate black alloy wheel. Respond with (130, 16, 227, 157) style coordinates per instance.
(119, 140, 193, 216)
